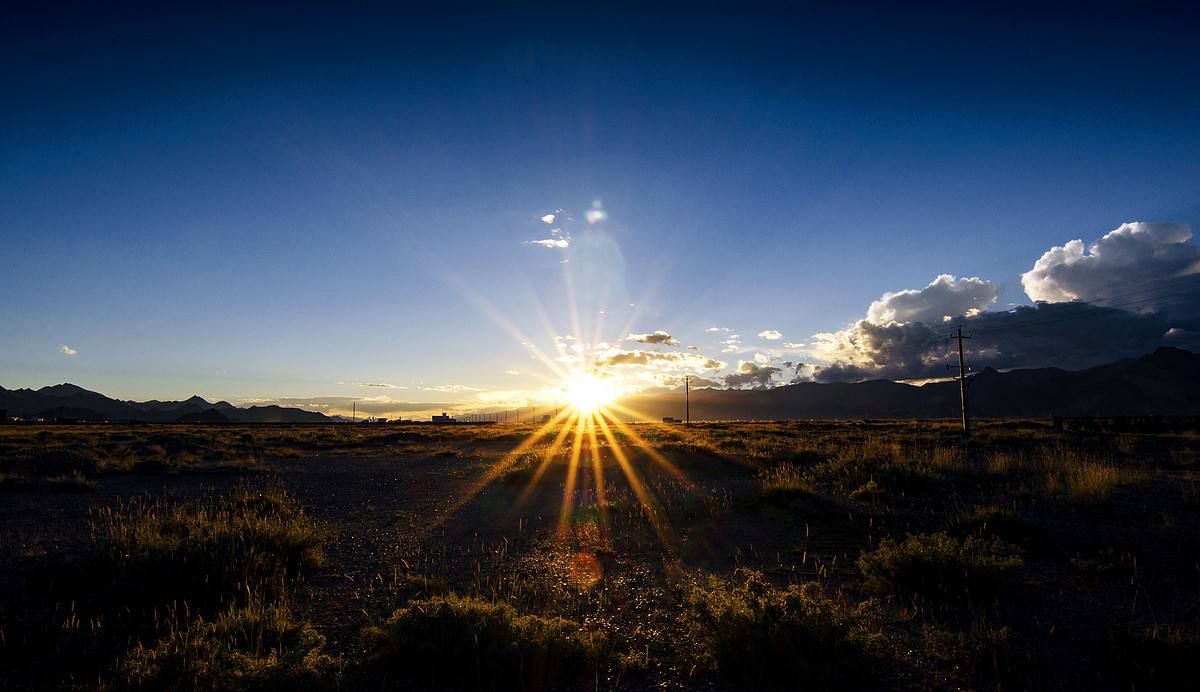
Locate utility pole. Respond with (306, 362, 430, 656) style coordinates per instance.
(684, 375, 690, 427)
(352, 401, 356, 423)
(950, 326, 972, 437)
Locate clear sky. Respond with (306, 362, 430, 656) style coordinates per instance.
(3, 2, 1199, 416)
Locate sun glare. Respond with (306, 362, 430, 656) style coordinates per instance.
(563, 373, 617, 414)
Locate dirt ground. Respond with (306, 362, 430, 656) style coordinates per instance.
(1, 420, 1198, 690)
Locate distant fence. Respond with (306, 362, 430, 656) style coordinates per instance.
(1051, 416, 1200, 433)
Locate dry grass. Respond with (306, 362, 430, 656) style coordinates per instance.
(2, 420, 1197, 690)
(363, 594, 606, 690)
(118, 598, 341, 690)
(89, 489, 324, 607)
(683, 569, 879, 688)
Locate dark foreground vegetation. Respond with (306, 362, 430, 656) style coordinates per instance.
(2, 420, 1198, 690)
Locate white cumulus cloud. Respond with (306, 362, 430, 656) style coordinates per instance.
(866, 274, 998, 325)
(1021, 222, 1200, 311)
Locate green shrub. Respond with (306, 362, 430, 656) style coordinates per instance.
(119, 600, 340, 690)
(363, 594, 605, 690)
(858, 532, 1023, 601)
(683, 569, 877, 688)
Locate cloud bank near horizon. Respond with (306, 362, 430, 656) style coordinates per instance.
(804, 222, 1200, 384)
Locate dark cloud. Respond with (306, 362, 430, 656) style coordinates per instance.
(244, 396, 460, 416)
(595, 350, 721, 369)
(813, 302, 1188, 383)
(660, 375, 720, 389)
(627, 330, 678, 345)
(723, 361, 781, 389)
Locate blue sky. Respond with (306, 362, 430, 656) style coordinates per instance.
(3, 2, 1199, 415)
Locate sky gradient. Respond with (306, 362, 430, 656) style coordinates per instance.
(3, 2, 1199, 417)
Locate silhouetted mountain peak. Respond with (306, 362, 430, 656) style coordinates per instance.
(38, 383, 95, 397)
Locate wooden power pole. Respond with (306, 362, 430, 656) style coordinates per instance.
(951, 326, 971, 437)
(684, 375, 690, 427)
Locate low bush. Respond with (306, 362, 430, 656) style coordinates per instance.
(858, 532, 1023, 602)
(363, 594, 605, 690)
(759, 462, 813, 498)
(119, 600, 340, 690)
(683, 569, 878, 689)
(88, 489, 324, 608)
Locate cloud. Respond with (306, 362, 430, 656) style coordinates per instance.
(804, 224, 1200, 383)
(758, 329, 782, 340)
(811, 297, 1188, 383)
(528, 226, 570, 249)
(706, 326, 732, 332)
(420, 384, 486, 393)
(541, 214, 556, 224)
(355, 382, 402, 389)
(866, 274, 998, 324)
(723, 361, 781, 389)
(627, 330, 678, 345)
(660, 375, 720, 389)
(595, 350, 722, 370)
(781, 361, 815, 383)
(238, 396, 461, 418)
(505, 369, 521, 375)
(59, 345, 77, 356)
(1021, 222, 1200, 312)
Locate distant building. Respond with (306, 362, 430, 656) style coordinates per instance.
(432, 412, 457, 424)
(662, 416, 680, 423)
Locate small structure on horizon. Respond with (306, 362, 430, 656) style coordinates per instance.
(662, 416, 681, 424)
(432, 412, 457, 424)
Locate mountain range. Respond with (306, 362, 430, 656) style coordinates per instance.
(0, 384, 328, 423)
(1, 347, 1197, 423)
(623, 346, 1200, 420)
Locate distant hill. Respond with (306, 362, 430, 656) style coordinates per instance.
(620, 347, 1200, 420)
(0, 384, 329, 423)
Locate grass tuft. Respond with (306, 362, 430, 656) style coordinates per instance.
(119, 599, 341, 690)
(683, 569, 877, 688)
(363, 594, 605, 690)
(858, 532, 1023, 602)
(88, 488, 324, 607)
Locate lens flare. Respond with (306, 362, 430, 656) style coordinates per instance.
(563, 373, 618, 415)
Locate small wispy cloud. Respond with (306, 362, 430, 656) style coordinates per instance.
(528, 226, 570, 249)
(59, 345, 77, 356)
(706, 326, 731, 332)
(354, 382, 403, 389)
(505, 369, 521, 375)
(541, 213, 556, 224)
(420, 384, 486, 393)
(759, 330, 782, 340)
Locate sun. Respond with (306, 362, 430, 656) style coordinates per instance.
(562, 373, 618, 414)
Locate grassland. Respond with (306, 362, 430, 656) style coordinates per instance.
(1, 419, 1198, 690)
